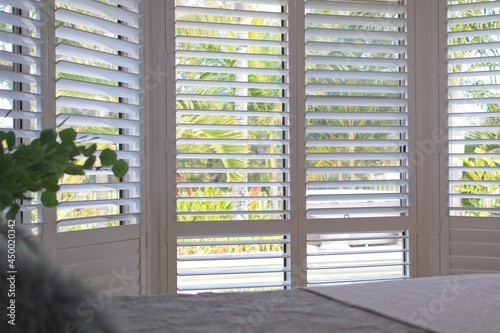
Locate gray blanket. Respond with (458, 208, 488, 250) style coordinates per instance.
(112, 288, 429, 333)
(311, 273, 500, 333)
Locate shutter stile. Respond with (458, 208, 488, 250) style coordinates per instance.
(55, 0, 142, 231)
(305, 0, 409, 220)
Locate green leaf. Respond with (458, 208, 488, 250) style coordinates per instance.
(65, 164, 85, 175)
(0, 188, 14, 207)
(100, 149, 117, 166)
(40, 129, 57, 143)
(41, 175, 60, 192)
(83, 155, 97, 170)
(59, 128, 77, 143)
(112, 160, 129, 178)
(6, 131, 15, 150)
(83, 144, 97, 157)
(41, 191, 58, 207)
(5, 203, 20, 220)
(20, 172, 32, 188)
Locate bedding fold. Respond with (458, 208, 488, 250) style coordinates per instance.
(307, 273, 500, 333)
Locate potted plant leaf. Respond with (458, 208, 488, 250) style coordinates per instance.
(0, 128, 128, 219)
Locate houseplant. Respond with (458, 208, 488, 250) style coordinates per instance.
(0, 128, 128, 219)
(0, 128, 127, 333)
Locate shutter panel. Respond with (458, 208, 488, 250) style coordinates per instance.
(304, 0, 411, 284)
(54, 0, 143, 295)
(55, 0, 142, 230)
(0, 1, 44, 235)
(175, 0, 292, 291)
(447, 0, 500, 274)
(305, 0, 410, 220)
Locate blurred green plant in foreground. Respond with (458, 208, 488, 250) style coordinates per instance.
(0, 128, 128, 219)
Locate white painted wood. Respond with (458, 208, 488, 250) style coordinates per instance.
(450, 256, 500, 272)
(61, 254, 140, 281)
(450, 268, 500, 275)
(57, 224, 140, 249)
(438, 0, 451, 276)
(39, 0, 58, 255)
(440, 0, 500, 275)
(450, 242, 500, 258)
(450, 217, 500, 231)
(57, 239, 140, 265)
(80, 271, 141, 296)
(450, 229, 500, 245)
(164, 0, 179, 294)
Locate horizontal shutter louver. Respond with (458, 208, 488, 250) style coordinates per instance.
(57, 0, 141, 22)
(0, 0, 41, 11)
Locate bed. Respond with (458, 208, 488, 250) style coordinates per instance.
(111, 273, 500, 333)
(4, 221, 498, 333)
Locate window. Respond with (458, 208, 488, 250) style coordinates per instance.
(171, 0, 412, 292)
(2, 0, 500, 295)
(174, 0, 293, 292)
(304, 0, 411, 284)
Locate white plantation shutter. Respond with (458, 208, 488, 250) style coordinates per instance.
(0, 0, 144, 295)
(0, 0, 44, 234)
(305, 0, 410, 219)
(304, 0, 412, 284)
(53, 0, 143, 295)
(446, 0, 500, 274)
(55, 0, 142, 231)
(175, 0, 292, 291)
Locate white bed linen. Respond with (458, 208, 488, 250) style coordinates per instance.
(309, 273, 500, 333)
(112, 288, 428, 333)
